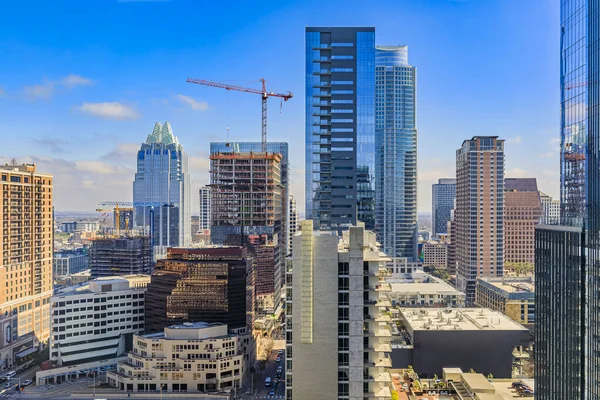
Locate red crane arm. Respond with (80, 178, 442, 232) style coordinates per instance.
(186, 78, 293, 100)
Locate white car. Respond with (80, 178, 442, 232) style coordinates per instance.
(23, 380, 33, 386)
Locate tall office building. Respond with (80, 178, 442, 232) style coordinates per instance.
(539, 191, 560, 224)
(305, 27, 375, 233)
(455, 137, 505, 305)
(133, 122, 191, 251)
(286, 221, 392, 400)
(504, 178, 542, 265)
(89, 236, 152, 278)
(535, 1, 600, 398)
(288, 194, 299, 255)
(432, 178, 456, 238)
(0, 164, 53, 369)
(199, 186, 211, 233)
(374, 45, 418, 261)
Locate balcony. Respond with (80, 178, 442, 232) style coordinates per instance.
(367, 385, 392, 399)
(375, 283, 391, 292)
(367, 343, 392, 353)
(365, 371, 392, 382)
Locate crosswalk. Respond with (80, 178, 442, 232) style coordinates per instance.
(258, 396, 284, 399)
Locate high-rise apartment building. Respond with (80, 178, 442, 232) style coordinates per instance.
(504, 178, 542, 265)
(375, 45, 418, 261)
(288, 194, 299, 255)
(305, 27, 375, 233)
(286, 221, 392, 400)
(0, 164, 53, 369)
(199, 186, 211, 233)
(144, 247, 253, 334)
(447, 210, 457, 275)
(455, 137, 505, 305)
(432, 178, 456, 237)
(133, 122, 191, 252)
(534, 1, 600, 398)
(89, 236, 152, 278)
(539, 191, 560, 224)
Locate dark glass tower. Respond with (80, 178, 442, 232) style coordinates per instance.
(432, 179, 456, 238)
(305, 27, 375, 233)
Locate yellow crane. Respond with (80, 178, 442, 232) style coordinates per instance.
(95, 202, 132, 235)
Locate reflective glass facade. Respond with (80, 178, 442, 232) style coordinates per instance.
(305, 27, 375, 232)
(432, 179, 456, 237)
(375, 46, 417, 260)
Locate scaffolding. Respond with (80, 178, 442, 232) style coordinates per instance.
(563, 145, 586, 221)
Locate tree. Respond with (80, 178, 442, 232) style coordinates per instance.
(486, 373, 494, 380)
(391, 390, 399, 400)
(468, 368, 476, 374)
(505, 262, 534, 277)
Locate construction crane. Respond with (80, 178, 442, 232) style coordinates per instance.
(186, 78, 293, 152)
(95, 202, 132, 235)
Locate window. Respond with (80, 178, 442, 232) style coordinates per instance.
(332, 90, 353, 95)
(332, 68, 353, 72)
(331, 55, 354, 59)
(331, 43, 353, 47)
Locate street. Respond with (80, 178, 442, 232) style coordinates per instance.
(0, 364, 39, 398)
(241, 349, 285, 400)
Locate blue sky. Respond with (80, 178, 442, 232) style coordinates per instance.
(0, 0, 560, 214)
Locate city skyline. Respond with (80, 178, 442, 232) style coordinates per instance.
(0, 0, 560, 215)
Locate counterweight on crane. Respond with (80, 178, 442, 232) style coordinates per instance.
(186, 78, 293, 152)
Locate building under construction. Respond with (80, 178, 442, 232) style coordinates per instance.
(89, 236, 152, 278)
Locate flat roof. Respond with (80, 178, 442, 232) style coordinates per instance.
(462, 373, 494, 391)
(399, 308, 528, 332)
(479, 278, 534, 294)
(389, 276, 464, 296)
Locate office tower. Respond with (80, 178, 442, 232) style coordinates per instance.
(133, 122, 191, 251)
(0, 164, 52, 369)
(539, 191, 560, 224)
(209, 148, 283, 311)
(446, 214, 457, 275)
(49, 275, 149, 366)
(144, 247, 253, 334)
(534, 1, 600, 398)
(53, 248, 89, 277)
(199, 186, 211, 232)
(305, 27, 375, 233)
(455, 137, 505, 305)
(288, 194, 299, 255)
(375, 45, 418, 261)
(504, 178, 542, 265)
(432, 178, 456, 237)
(89, 236, 152, 278)
(286, 221, 392, 400)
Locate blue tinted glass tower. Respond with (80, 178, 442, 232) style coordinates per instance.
(374, 46, 418, 260)
(432, 178, 456, 238)
(305, 27, 375, 232)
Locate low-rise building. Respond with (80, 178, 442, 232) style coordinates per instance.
(60, 221, 99, 233)
(391, 308, 529, 378)
(53, 248, 89, 277)
(387, 272, 465, 308)
(50, 275, 150, 367)
(107, 322, 244, 395)
(475, 276, 535, 326)
(422, 241, 448, 269)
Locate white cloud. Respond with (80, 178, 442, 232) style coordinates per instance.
(78, 102, 140, 120)
(62, 74, 94, 88)
(506, 167, 529, 178)
(24, 82, 55, 99)
(507, 136, 522, 144)
(550, 137, 560, 144)
(541, 151, 556, 158)
(175, 94, 208, 111)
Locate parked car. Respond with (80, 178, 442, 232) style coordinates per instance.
(5, 372, 16, 379)
(276, 356, 281, 363)
(265, 377, 271, 387)
(22, 380, 33, 386)
(269, 387, 276, 395)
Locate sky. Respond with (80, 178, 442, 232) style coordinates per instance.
(0, 0, 560, 215)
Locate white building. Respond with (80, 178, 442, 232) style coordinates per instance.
(107, 322, 244, 395)
(386, 272, 465, 308)
(287, 221, 393, 400)
(50, 275, 150, 367)
(422, 242, 448, 269)
(539, 190, 560, 224)
(199, 186, 211, 233)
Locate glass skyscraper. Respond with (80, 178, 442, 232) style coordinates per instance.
(133, 122, 191, 251)
(374, 45, 418, 260)
(305, 27, 375, 232)
(432, 178, 456, 237)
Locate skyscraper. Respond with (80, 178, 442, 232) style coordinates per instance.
(455, 136, 505, 305)
(288, 194, 299, 255)
(374, 45, 418, 261)
(539, 191, 560, 224)
(199, 186, 211, 233)
(0, 164, 53, 369)
(286, 222, 392, 400)
(133, 122, 191, 251)
(89, 236, 152, 278)
(432, 178, 456, 238)
(504, 178, 542, 265)
(305, 27, 375, 233)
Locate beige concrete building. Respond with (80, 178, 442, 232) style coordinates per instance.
(0, 164, 53, 370)
(107, 322, 244, 395)
(504, 179, 542, 265)
(475, 276, 535, 326)
(286, 221, 393, 400)
(387, 273, 465, 308)
(422, 241, 448, 269)
(455, 137, 505, 305)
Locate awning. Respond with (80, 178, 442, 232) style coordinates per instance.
(15, 348, 37, 358)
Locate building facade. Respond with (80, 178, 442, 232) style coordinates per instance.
(49, 275, 149, 366)
(305, 27, 376, 233)
(107, 322, 243, 395)
(0, 164, 53, 370)
(387, 274, 465, 308)
(133, 122, 191, 251)
(288, 194, 298, 256)
(455, 137, 505, 305)
(447, 213, 457, 275)
(144, 247, 253, 334)
(60, 221, 99, 233)
(539, 191, 560, 225)
(53, 248, 89, 277)
(504, 178, 542, 265)
(432, 179, 456, 238)
(286, 222, 392, 400)
(374, 45, 418, 261)
(199, 186, 211, 233)
(475, 276, 535, 326)
(89, 236, 152, 278)
(421, 242, 448, 269)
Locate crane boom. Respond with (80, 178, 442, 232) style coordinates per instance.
(186, 78, 293, 152)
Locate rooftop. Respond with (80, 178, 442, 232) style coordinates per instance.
(144, 322, 235, 340)
(399, 308, 528, 332)
(478, 277, 534, 294)
(389, 275, 463, 297)
(55, 275, 149, 297)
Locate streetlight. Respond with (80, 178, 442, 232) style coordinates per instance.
(159, 383, 166, 400)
